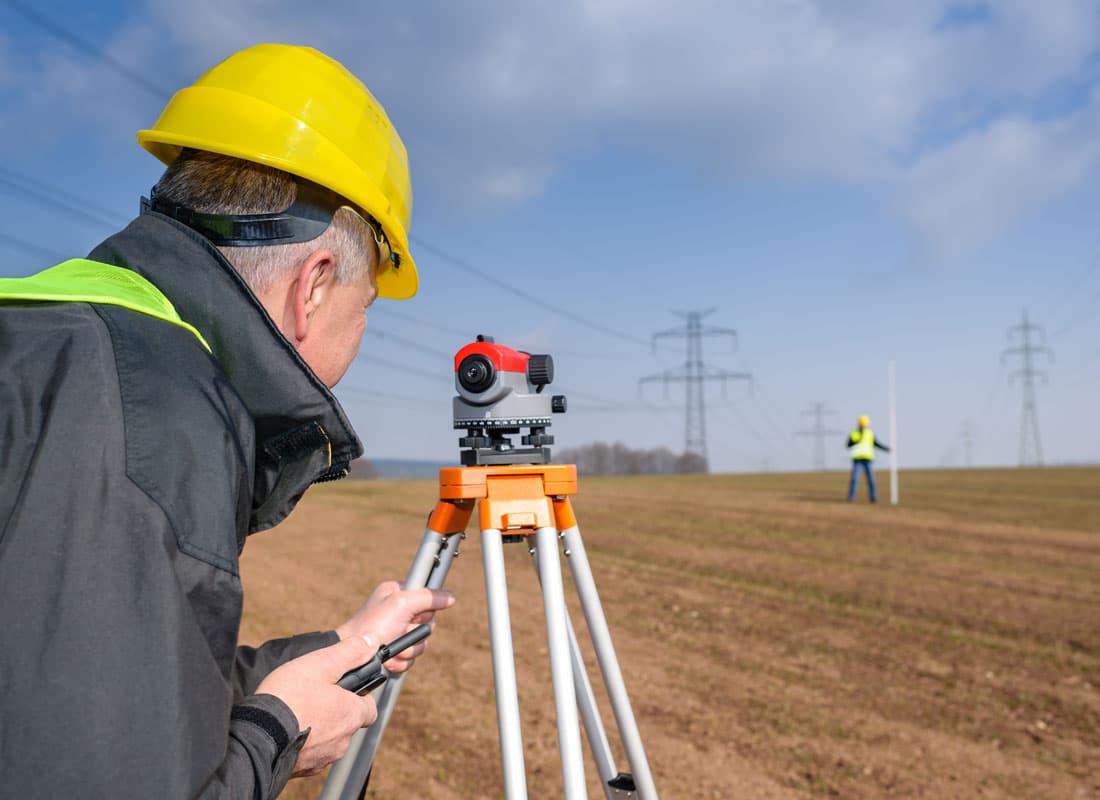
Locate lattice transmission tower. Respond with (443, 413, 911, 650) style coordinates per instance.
(1001, 310, 1053, 466)
(961, 419, 976, 468)
(797, 402, 842, 471)
(638, 309, 752, 471)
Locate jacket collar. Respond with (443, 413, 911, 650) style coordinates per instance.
(88, 211, 364, 533)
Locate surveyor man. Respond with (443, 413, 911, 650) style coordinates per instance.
(0, 44, 454, 798)
(845, 414, 891, 502)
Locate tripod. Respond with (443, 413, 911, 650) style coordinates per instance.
(319, 462, 658, 799)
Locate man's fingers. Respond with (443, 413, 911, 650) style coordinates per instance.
(384, 640, 428, 671)
(373, 580, 401, 600)
(404, 587, 456, 614)
(409, 609, 438, 625)
(357, 694, 379, 728)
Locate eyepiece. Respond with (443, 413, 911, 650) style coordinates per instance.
(457, 354, 496, 394)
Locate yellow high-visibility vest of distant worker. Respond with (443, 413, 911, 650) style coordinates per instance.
(848, 416, 877, 460)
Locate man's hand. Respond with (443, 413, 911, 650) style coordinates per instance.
(254, 581, 455, 776)
(335, 581, 456, 673)
(255, 635, 382, 777)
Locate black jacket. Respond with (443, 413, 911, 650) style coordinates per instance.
(0, 211, 364, 798)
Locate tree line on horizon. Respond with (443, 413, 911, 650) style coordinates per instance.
(347, 443, 709, 479)
(556, 442, 707, 475)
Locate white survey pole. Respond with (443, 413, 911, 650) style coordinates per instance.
(888, 359, 898, 505)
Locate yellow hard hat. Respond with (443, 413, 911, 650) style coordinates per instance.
(858, 415, 870, 427)
(137, 43, 417, 299)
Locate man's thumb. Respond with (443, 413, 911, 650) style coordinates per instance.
(321, 634, 377, 681)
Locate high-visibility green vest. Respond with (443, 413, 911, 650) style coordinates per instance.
(0, 258, 210, 352)
(848, 428, 875, 460)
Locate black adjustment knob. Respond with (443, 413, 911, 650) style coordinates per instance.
(459, 435, 491, 448)
(522, 433, 555, 446)
(551, 395, 567, 413)
(527, 354, 554, 387)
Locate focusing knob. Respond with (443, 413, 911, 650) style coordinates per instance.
(551, 395, 567, 413)
(527, 354, 554, 387)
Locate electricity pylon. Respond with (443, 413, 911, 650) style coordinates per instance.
(961, 419, 976, 468)
(797, 402, 842, 471)
(639, 309, 751, 471)
(1001, 310, 1052, 467)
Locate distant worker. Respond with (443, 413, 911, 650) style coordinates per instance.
(846, 415, 890, 502)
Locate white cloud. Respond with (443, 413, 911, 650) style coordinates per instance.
(477, 163, 554, 203)
(7, 0, 1100, 258)
(902, 91, 1100, 261)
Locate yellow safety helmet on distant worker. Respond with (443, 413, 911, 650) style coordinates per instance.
(137, 43, 417, 299)
(858, 415, 870, 427)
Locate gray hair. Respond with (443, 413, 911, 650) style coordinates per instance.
(151, 151, 374, 294)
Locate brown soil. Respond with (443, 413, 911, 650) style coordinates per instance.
(239, 467, 1100, 799)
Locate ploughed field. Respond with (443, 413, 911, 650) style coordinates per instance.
(240, 467, 1100, 799)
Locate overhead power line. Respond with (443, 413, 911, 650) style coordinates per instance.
(409, 237, 650, 347)
(1039, 251, 1100, 334)
(0, 231, 69, 263)
(1, 0, 175, 100)
(331, 382, 440, 410)
(363, 327, 453, 361)
(353, 352, 448, 384)
(371, 306, 479, 341)
(0, 168, 126, 230)
(708, 396, 771, 449)
(372, 307, 637, 363)
(797, 402, 842, 471)
(1049, 282, 1100, 340)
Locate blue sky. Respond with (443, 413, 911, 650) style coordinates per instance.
(1, 0, 1098, 473)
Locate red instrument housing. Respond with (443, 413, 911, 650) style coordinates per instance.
(453, 341, 529, 374)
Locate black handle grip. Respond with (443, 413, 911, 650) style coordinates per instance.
(336, 624, 432, 695)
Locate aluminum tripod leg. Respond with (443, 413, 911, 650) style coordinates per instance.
(319, 529, 462, 800)
(481, 528, 528, 798)
(561, 525, 658, 800)
(534, 526, 588, 798)
(527, 545, 620, 797)
(529, 531, 655, 799)
(484, 526, 587, 799)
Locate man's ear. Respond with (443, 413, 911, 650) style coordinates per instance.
(292, 248, 337, 343)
